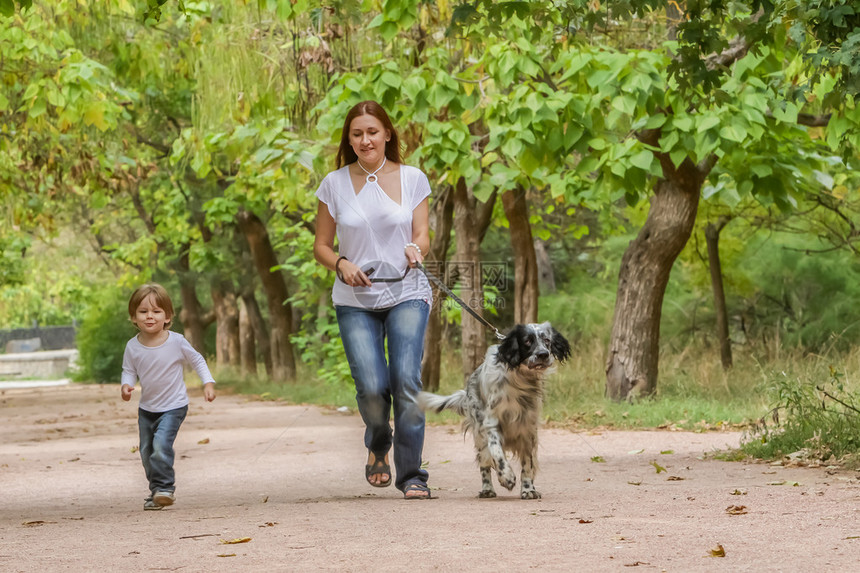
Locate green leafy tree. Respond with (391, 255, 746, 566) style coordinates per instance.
(6, 0, 860, 400)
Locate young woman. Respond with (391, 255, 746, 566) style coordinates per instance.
(313, 100, 433, 500)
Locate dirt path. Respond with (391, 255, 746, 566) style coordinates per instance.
(1, 383, 858, 572)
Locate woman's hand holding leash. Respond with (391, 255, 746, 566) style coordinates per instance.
(336, 256, 372, 287)
(405, 242, 423, 267)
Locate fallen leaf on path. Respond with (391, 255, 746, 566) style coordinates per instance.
(767, 480, 787, 485)
(650, 461, 666, 474)
(725, 505, 748, 515)
(217, 553, 236, 558)
(220, 537, 252, 545)
(660, 450, 674, 455)
(259, 522, 278, 527)
(624, 562, 649, 567)
(667, 476, 684, 481)
(730, 489, 747, 495)
(708, 544, 726, 557)
(579, 519, 593, 524)
(22, 521, 56, 527)
(628, 449, 644, 455)
(591, 456, 605, 463)
(130, 446, 138, 453)
(198, 438, 210, 444)
(627, 481, 642, 486)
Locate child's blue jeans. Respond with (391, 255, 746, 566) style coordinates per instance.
(138, 405, 187, 494)
(336, 299, 430, 491)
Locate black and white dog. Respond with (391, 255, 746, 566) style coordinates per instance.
(418, 322, 570, 499)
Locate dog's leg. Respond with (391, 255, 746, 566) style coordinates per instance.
(478, 466, 496, 498)
(474, 434, 497, 498)
(519, 451, 541, 500)
(484, 423, 516, 492)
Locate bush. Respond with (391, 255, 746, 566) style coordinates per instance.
(664, 230, 860, 353)
(742, 365, 860, 466)
(73, 287, 137, 383)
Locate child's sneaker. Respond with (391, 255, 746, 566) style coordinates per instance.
(153, 491, 175, 507)
(143, 497, 162, 511)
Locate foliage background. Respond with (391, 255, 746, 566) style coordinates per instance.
(1, 0, 859, 459)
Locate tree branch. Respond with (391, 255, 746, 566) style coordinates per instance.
(704, 8, 766, 71)
(797, 113, 831, 127)
(705, 36, 751, 71)
(133, 129, 171, 156)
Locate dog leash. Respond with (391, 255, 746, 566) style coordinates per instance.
(253, 405, 309, 463)
(415, 262, 505, 341)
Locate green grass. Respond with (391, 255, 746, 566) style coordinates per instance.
(214, 338, 773, 430)
(737, 349, 860, 468)
(213, 336, 860, 465)
(214, 363, 358, 411)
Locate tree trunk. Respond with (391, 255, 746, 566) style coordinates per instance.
(453, 177, 489, 379)
(605, 163, 705, 401)
(236, 209, 296, 382)
(449, 180, 497, 379)
(241, 290, 272, 377)
(210, 279, 240, 367)
(705, 218, 733, 370)
(421, 186, 454, 392)
(502, 186, 539, 324)
(238, 246, 273, 378)
(534, 238, 556, 294)
(238, 297, 257, 377)
(176, 250, 214, 354)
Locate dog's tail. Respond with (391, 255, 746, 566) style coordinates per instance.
(417, 390, 467, 416)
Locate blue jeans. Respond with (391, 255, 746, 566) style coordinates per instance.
(138, 406, 187, 494)
(336, 300, 430, 491)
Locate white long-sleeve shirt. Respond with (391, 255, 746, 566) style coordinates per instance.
(121, 331, 215, 413)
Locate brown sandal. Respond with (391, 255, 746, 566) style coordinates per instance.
(403, 482, 432, 500)
(365, 453, 391, 488)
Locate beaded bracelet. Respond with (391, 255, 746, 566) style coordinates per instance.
(404, 242, 422, 255)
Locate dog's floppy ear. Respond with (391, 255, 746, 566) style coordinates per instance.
(497, 324, 527, 370)
(550, 328, 571, 363)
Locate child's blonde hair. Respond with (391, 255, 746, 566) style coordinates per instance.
(128, 283, 174, 329)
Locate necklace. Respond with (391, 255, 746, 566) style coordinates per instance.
(357, 157, 386, 183)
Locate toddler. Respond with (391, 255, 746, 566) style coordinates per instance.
(121, 283, 216, 510)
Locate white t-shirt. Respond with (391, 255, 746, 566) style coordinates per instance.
(121, 331, 215, 413)
(315, 164, 433, 309)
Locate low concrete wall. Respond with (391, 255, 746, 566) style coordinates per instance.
(0, 350, 79, 380)
(0, 325, 77, 352)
